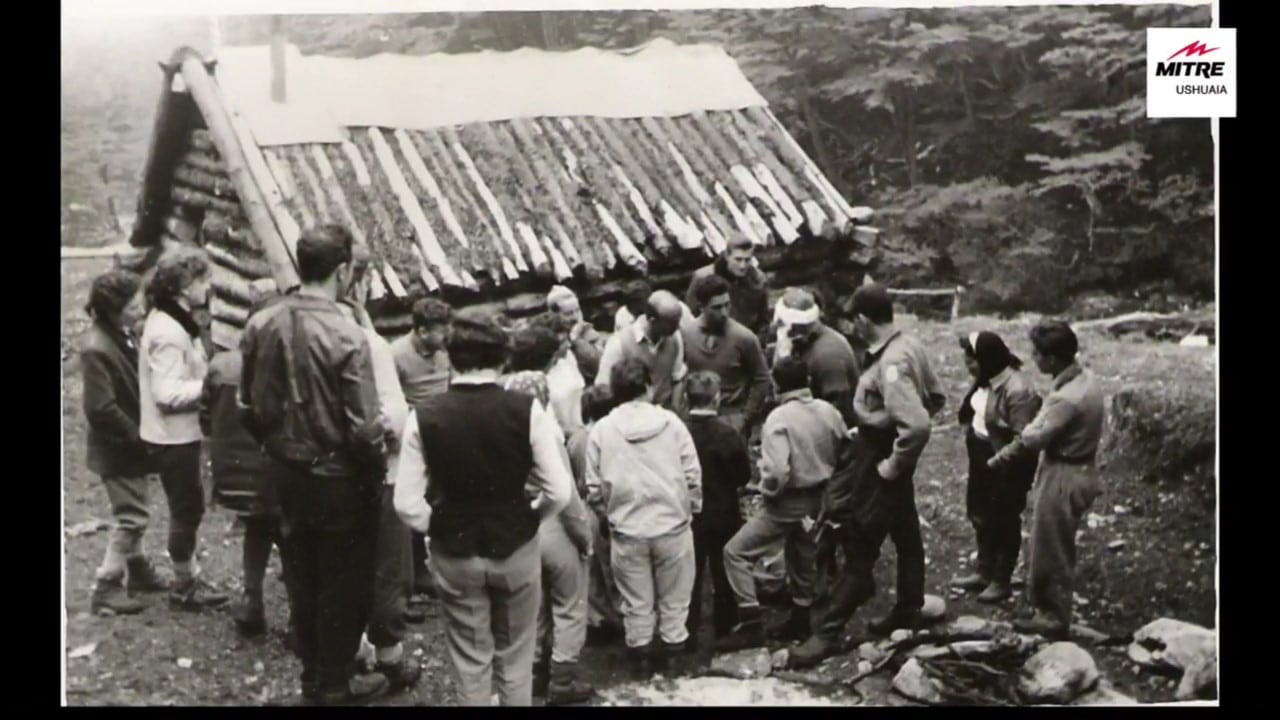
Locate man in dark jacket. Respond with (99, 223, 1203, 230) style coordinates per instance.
(683, 371, 750, 652)
(685, 235, 771, 339)
(239, 224, 390, 706)
(81, 269, 168, 615)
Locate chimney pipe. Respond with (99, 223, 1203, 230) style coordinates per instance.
(270, 15, 286, 104)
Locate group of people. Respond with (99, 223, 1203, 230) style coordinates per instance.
(78, 225, 1106, 706)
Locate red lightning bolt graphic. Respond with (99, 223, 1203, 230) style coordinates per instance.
(1167, 41, 1219, 60)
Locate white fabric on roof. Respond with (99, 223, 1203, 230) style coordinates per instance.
(214, 38, 769, 147)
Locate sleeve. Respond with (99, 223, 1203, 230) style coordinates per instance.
(393, 410, 432, 534)
(560, 488, 594, 555)
(743, 334, 772, 422)
(367, 332, 410, 454)
(881, 361, 934, 480)
(584, 425, 607, 512)
(237, 323, 260, 439)
(339, 336, 389, 472)
(571, 330, 604, 385)
(1006, 385, 1044, 435)
(671, 331, 688, 382)
(594, 334, 622, 388)
(992, 392, 1075, 467)
(758, 415, 791, 498)
(81, 349, 141, 442)
(527, 401, 573, 519)
(676, 418, 702, 515)
(726, 427, 752, 493)
(198, 369, 216, 438)
(146, 339, 205, 413)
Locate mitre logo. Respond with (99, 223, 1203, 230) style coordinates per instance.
(1147, 28, 1236, 118)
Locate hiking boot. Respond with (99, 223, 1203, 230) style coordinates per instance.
(977, 582, 1012, 604)
(768, 606, 811, 643)
(90, 577, 146, 616)
(586, 623, 623, 647)
(788, 634, 839, 669)
(1013, 613, 1069, 641)
(624, 644, 651, 681)
(546, 660, 595, 706)
(125, 557, 169, 594)
(376, 656, 422, 693)
(533, 659, 551, 698)
(170, 576, 230, 610)
(867, 607, 925, 637)
(950, 572, 989, 592)
(315, 673, 390, 706)
(233, 594, 267, 636)
(716, 606, 765, 652)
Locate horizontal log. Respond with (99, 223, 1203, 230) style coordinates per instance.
(211, 267, 257, 307)
(206, 241, 271, 280)
(212, 303, 248, 326)
(60, 243, 147, 261)
(171, 184, 242, 218)
(174, 166, 237, 200)
(164, 214, 200, 245)
(201, 212, 258, 254)
(888, 287, 964, 298)
(189, 128, 216, 153)
(179, 150, 226, 176)
(211, 318, 241, 353)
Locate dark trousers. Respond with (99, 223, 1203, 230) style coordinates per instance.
(965, 432, 1033, 585)
(412, 531, 429, 586)
(147, 442, 205, 565)
(815, 428, 925, 642)
(274, 465, 379, 693)
(368, 484, 413, 648)
(240, 515, 281, 598)
(688, 518, 740, 639)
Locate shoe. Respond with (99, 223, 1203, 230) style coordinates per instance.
(90, 577, 146, 616)
(125, 557, 170, 594)
(375, 657, 422, 693)
(403, 605, 427, 624)
(683, 634, 699, 655)
(233, 594, 267, 636)
(1012, 613, 1069, 641)
(315, 673, 390, 706)
(977, 582, 1012, 604)
(586, 623, 623, 647)
(546, 660, 595, 705)
(624, 644, 651, 681)
(716, 606, 765, 652)
(867, 607, 925, 637)
(768, 606, 811, 643)
(950, 572, 989, 592)
(533, 659, 550, 698)
(788, 634, 839, 669)
(170, 576, 230, 610)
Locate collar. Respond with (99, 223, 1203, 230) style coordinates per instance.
(1053, 362, 1083, 391)
(866, 327, 901, 358)
(688, 409, 718, 417)
(632, 316, 662, 347)
(410, 332, 441, 360)
(987, 367, 1013, 391)
(452, 369, 500, 386)
(777, 388, 814, 405)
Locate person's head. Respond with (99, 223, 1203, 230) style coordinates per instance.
(508, 321, 562, 373)
(581, 385, 617, 425)
(546, 285, 584, 329)
(622, 280, 653, 318)
(86, 269, 144, 330)
(691, 273, 732, 335)
(445, 307, 510, 374)
(960, 331, 1022, 382)
(411, 297, 452, 351)
(771, 356, 811, 395)
(1028, 319, 1079, 376)
(850, 283, 894, 344)
(685, 371, 722, 412)
(609, 357, 652, 404)
(296, 224, 357, 297)
(146, 247, 211, 311)
(722, 235, 755, 279)
(776, 287, 822, 349)
(528, 309, 571, 345)
(644, 290, 684, 340)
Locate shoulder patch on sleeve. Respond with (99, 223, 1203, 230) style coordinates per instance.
(885, 364, 901, 383)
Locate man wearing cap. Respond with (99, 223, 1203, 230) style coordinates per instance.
(790, 284, 945, 669)
(239, 224, 390, 704)
(394, 308, 574, 706)
(595, 290, 689, 415)
(546, 285, 607, 385)
(685, 235, 771, 338)
(681, 273, 771, 437)
(987, 320, 1104, 640)
(772, 288, 862, 426)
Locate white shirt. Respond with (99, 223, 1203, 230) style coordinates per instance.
(614, 303, 696, 334)
(392, 370, 574, 535)
(138, 310, 208, 445)
(970, 387, 990, 440)
(546, 350, 586, 437)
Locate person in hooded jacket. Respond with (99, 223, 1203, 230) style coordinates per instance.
(951, 332, 1043, 604)
(585, 357, 702, 678)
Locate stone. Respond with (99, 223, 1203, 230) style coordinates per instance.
(892, 658, 943, 704)
(1071, 682, 1140, 706)
(857, 660, 874, 675)
(1129, 618, 1216, 675)
(710, 648, 774, 679)
(1071, 624, 1111, 644)
(946, 615, 1012, 639)
(910, 645, 952, 660)
(890, 629, 913, 643)
(921, 594, 947, 622)
(858, 641, 890, 665)
(770, 648, 790, 671)
(1175, 653, 1217, 701)
(1018, 642, 1101, 705)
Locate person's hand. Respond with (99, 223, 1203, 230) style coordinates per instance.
(801, 515, 816, 533)
(876, 459, 897, 481)
(569, 321, 590, 342)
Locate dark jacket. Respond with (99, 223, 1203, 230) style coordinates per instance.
(201, 350, 277, 518)
(959, 367, 1044, 453)
(238, 293, 386, 480)
(81, 322, 150, 478)
(686, 259, 771, 337)
(686, 412, 750, 532)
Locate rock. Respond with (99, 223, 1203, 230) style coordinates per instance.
(1129, 618, 1216, 675)
(922, 594, 947, 622)
(1072, 682, 1139, 706)
(1018, 642, 1100, 705)
(1107, 540, 1127, 552)
(949, 640, 1000, 658)
(1180, 335, 1210, 348)
(770, 649, 790, 671)
(858, 641, 889, 665)
(946, 615, 1012, 639)
(893, 659, 943, 704)
(857, 660, 874, 675)
(890, 629, 913, 643)
(710, 648, 773, 679)
(1071, 624, 1111, 644)
(910, 645, 952, 660)
(1175, 653, 1217, 701)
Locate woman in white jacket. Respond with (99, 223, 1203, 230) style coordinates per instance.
(138, 247, 227, 609)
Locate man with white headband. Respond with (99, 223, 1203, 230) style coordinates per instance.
(772, 288, 861, 426)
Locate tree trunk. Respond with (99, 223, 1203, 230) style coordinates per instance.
(799, 83, 841, 196)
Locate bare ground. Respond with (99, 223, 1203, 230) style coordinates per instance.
(62, 259, 1215, 705)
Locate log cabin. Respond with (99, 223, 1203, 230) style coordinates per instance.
(127, 38, 879, 351)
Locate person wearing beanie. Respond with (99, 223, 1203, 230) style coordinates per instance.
(81, 268, 166, 616)
(951, 331, 1042, 604)
(988, 320, 1104, 640)
(790, 284, 945, 669)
